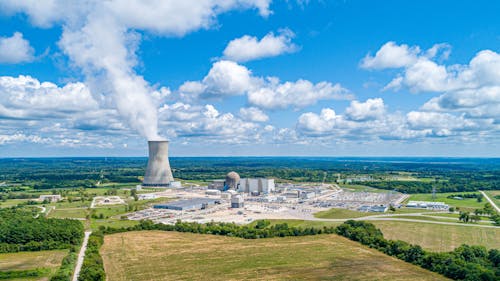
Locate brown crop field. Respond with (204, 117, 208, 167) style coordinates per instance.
(101, 231, 448, 281)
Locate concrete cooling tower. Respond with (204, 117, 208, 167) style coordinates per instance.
(143, 140, 174, 187)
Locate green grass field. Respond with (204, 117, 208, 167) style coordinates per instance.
(340, 184, 392, 193)
(248, 219, 500, 252)
(314, 207, 435, 219)
(0, 249, 67, 280)
(101, 231, 447, 281)
(483, 190, 500, 207)
(48, 208, 88, 219)
(314, 208, 371, 219)
(90, 218, 140, 230)
(409, 192, 486, 211)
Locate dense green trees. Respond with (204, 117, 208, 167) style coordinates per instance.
(0, 208, 84, 253)
(78, 233, 105, 281)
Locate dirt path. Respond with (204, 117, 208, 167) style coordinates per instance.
(72, 231, 92, 281)
(480, 191, 500, 213)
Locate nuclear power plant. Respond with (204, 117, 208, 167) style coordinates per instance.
(143, 140, 175, 187)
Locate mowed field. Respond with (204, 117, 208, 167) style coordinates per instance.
(101, 231, 448, 281)
(372, 221, 500, 252)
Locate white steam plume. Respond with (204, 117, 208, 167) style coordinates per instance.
(1, 0, 271, 140)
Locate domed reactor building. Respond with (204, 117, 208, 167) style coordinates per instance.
(224, 171, 240, 191)
(143, 140, 174, 187)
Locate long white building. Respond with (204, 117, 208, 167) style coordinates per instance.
(237, 178, 275, 194)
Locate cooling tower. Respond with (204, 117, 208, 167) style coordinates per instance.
(143, 140, 174, 187)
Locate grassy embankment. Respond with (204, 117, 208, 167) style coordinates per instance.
(101, 231, 448, 281)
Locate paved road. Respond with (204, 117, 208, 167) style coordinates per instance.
(73, 231, 92, 281)
(480, 191, 500, 213)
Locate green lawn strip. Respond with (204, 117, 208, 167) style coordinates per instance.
(409, 192, 485, 209)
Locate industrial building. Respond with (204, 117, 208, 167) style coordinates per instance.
(143, 140, 175, 187)
(358, 205, 388, 212)
(406, 201, 449, 210)
(153, 198, 219, 211)
(39, 194, 62, 202)
(238, 178, 275, 194)
(209, 179, 225, 190)
(231, 195, 244, 208)
(209, 173, 275, 195)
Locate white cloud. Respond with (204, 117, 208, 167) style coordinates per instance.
(0, 32, 35, 64)
(297, 108, 339, 134)
(248, 79, 351, 109)
(345, 98, 386, 121)
(0, 0, 272, 140)
(223, 29, 297, 62)
(239, 107, 269, 122)
(0, 75, 98, 119)
(178, 60, 353, 109)
(361, 41, 420, 69)
(202, 60, 255, 96)
(0, 133, 51, 145)
(158, 102, 262, 143)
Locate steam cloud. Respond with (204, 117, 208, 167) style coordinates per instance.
(1, 0, 271, 140)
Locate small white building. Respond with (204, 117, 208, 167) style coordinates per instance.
(39, 194, 62, 202)
(170, 181, 182, 188)
(231, 195, 244, 208)
(138, 193, 158, 200)
(206, 189, 221, 196)
(209, 180, 225, 190)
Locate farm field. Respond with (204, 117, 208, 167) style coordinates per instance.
(101, 231, 448, 281)
(372, 221, 500, 252)
(0, 249, 67, 280)
(250, 219, 500, 252)
(408, 192, 486, 211)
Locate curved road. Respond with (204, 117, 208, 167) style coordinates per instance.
(72, 231, 92, 281)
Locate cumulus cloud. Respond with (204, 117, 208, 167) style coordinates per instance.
(239, 107, 269, 122)
(223, 29, 297, 62)
(1, 0, 272, 140)
(364, 41, 500, 140)
(0, 32, 35, 64)
(0, 75, 98, 119)
(158, 102, 262, 143)
(345, 98, 386, 121)
(295, 93, 500, 142)
(361, 42, 420, 69)
(179, 60, 353, 109)
(247, 79, 351, 109)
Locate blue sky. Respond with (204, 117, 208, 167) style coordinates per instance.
(0, 0, 499, 157)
